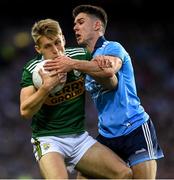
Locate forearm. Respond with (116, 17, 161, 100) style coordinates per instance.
(20, 87, 49, 119)
(72, 59, 114, 77)
(44, 56, 115, 77)
(71, 59, 118, 90)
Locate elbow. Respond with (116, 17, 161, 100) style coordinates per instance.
(106, 75, 118, 90)
(20, 109, 32, 120)
(103, 70, 115, 78)
(105, 71, 115, 78)
(101, 68, 116, 78)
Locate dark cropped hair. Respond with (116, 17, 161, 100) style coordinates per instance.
(73, 4, 108, 30)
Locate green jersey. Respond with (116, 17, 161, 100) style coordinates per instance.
(20, 47, 91, 138)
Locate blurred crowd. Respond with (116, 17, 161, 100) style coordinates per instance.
(0, 9, 174, 179)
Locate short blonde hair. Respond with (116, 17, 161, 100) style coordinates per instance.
(31, 18, 62, 44)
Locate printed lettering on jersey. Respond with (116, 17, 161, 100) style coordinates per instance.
(44, 77, 84, 105)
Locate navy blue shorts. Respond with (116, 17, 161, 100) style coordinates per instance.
(96, 119, 164, 167)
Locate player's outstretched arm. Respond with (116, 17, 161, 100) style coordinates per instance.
(44, 55, 122, 90)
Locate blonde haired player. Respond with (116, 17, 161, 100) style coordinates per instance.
(20, 18, 132, 179)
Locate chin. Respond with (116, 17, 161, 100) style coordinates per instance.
(77, 40, 84, 46)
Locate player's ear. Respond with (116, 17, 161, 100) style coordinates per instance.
(35, 45, 41, 54)
(94, 20, 102, 31)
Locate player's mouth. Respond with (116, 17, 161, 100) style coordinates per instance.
(75, 34, 81, 41)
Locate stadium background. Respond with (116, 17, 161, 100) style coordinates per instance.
(0, 0, 174, 178)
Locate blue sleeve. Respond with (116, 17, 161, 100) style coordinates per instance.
(103, 42, 127, 63)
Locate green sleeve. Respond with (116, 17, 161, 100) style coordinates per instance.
(20, 54, 42, 88)
(20, 67, 33, 88)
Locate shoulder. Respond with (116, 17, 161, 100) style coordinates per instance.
(105, 40, 128, 54)
(99, 41, 129, 62)
(104, 41, 124, 50)
(65, 47, 91, 60)
(23, 54, 42, 73)
(65, 47, 88, 56)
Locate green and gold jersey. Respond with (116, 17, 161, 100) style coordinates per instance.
(20, 47, 91, 138)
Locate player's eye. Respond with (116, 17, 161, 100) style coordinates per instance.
(55, 40, 61, 45)
(79, 18, 85, 24)
(44, 44, 51, 49)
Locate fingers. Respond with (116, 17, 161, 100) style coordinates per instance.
(49, 70, 58, 77)
(43, 56, 71, 72)
(44, 61, 57, 71)
(43, 58, 63, 71)
(38, 68, 44, 77)
(94, 56, 113, 69)
(58, 73, 67, 83)
(39, 68, 58, 78)
(104, 58, 112, 68)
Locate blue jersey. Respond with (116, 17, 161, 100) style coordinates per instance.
(85, 36, 149, 138)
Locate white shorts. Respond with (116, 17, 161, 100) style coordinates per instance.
(31, 131, 96, 172)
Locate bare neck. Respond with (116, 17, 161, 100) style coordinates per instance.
(86, 32, 103, 53)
